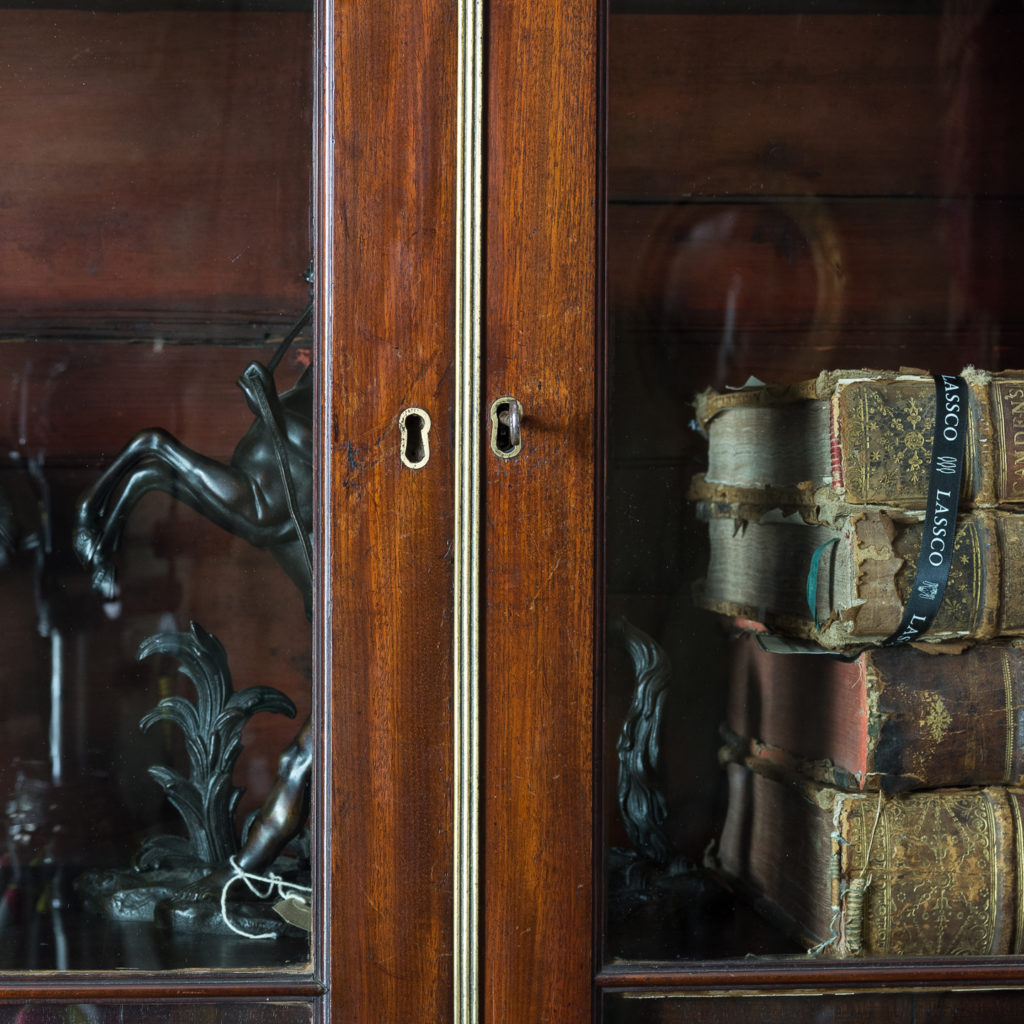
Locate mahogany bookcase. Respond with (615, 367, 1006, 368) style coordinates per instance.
(2, 0, 1024, 1021)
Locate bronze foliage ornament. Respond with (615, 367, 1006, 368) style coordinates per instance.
(137, 622, 297, 871)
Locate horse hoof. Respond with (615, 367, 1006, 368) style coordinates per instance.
(91, 564, 120, 601)
(72, 526, 100, 568)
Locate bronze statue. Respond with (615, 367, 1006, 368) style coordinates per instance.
(73, 360, 313, 616)
(73, 301, 315, 897)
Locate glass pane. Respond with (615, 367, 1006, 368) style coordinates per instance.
(605, 2, 1024, 963)
(0, 1004, 312, 1024)
(602, 991, 1024, 1023)
(1, 0, 313, 970)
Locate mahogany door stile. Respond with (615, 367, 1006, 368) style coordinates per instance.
(484, 0, 600, 1019)
(325, 2, 457, 1019)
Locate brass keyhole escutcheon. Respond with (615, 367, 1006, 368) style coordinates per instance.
(490, 397, 523, 459)
(399, 407, 432, 469)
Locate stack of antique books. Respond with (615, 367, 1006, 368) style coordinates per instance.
(693, 368, 1024, 957)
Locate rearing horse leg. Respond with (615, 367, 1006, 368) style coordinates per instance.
(74, 428, 292, 597)
(74, 429, 172, 593)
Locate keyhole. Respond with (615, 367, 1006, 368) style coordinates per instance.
(400, 407, 431, 469)
(490, 397, 523, 459)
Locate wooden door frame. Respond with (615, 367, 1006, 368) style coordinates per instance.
(325, 0, 598, 1015)
(322, 0, 459, 1019)
(324, 0, 600, 1020)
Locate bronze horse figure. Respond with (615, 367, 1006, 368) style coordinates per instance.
(73, 308, 315, 880)
(73, 361, 313, 617)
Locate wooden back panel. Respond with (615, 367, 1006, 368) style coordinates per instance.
(0, 10, 312, 339)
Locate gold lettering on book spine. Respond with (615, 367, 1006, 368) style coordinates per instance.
(991, 381, 1024, 501)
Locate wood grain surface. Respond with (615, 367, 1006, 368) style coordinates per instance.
(483, 0, 599, 1019)
(0, 11, 312, 338)
(609, 13, 1024, 200)
(324, 0, 456, 1019)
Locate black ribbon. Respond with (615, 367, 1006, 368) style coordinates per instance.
(882, 373, 967, 646)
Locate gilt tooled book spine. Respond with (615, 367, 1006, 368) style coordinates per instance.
(697, 507, 1024, 648)
(832, 372, 986, 505)
(692, 367, 1024, 513)
(726, 634, 1024, 792)
(841, 509, 1024, 644)
(712, 761, 1024, 957)
(831, 782, 1024, 956)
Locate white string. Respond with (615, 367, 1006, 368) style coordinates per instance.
(219, 855, 313, 940)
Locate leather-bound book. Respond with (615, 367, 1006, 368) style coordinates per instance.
(691, 367, 1024, 517)
(710, 759, 1024, 957)
(695, 504, 1024, 649)
(725, 631, 1024, 793)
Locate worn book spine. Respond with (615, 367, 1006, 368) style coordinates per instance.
(697, 506, 1024, 649)
(693, 367, 1024, 511)
(725, 633, 1024, 793)
(711, 760, 1024, 957)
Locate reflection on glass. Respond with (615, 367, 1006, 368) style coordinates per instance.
(606, 2, 1024, 963)
(1, 0, 312, 970)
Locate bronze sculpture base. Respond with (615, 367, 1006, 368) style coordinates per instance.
(76, 865, 309, 939)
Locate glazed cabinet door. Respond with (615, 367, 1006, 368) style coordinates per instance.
(330, 0, 1024, 1018)
(0, 0, 336, 1016)
(598, 1, 1024, 1021)
(326, 0, 597, 1017)
(450, 0, 1024, 1022)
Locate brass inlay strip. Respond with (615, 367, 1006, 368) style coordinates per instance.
(453, 0, 483, 1020)
(314, 0, 335, 983)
